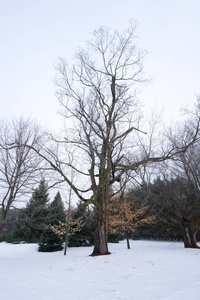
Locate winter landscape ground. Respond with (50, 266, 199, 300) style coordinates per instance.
(0, 240, 199, 300)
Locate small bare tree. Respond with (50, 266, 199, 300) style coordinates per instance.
(0, 118, 42, 226)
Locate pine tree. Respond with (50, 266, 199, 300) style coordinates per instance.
(38, 192, 66, 252)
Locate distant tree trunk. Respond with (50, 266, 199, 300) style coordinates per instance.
(126, 235, 130, 249)
(64, 212, 70, 255)
(1, 204, 9, 221)
(180, 218, 200, 249)
(0, 220, 6, 238)
(64, 186, 72, 256)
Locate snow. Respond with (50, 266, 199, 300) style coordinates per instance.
(0, 240, 200, 300)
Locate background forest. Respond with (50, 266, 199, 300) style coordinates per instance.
(1, 167, 200, 252)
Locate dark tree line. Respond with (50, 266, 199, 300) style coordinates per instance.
(128, 145, 200, 249)
(1, 174, 200, 251)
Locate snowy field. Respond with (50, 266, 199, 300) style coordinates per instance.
(0, 240, 200, 300)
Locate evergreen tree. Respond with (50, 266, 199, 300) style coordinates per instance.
(12, 180, 49, 243)
(38, 192, 66, 252)
(68, 201, 95, 247)
(148, 176, 200, 248)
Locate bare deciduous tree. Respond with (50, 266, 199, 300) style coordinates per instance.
(167, 119, 200, 248)
(16, 25, 200, 255)
(0, 118, 42, 226)
(144, 101, 200, 248)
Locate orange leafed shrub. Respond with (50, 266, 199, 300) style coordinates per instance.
(48, 212, 86, 238)
(108, 195, 155, 236)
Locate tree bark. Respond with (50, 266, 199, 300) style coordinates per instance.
(90, 211, 110, 256)
(90, 187, 111, 256)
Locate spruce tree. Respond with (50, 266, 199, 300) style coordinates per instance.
(38, 192, 66, 252)
(68, 201, 95, 247)
(12, 180, 49, 243)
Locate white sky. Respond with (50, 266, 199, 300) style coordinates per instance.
(1, 0, 200, 130)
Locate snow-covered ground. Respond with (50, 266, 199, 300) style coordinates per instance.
(0, 240, 199, 300)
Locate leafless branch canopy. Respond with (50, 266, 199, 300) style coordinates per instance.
(0, 118, 44, 219)
(9, 25, 200, 210)
(52, 24, 200, 205)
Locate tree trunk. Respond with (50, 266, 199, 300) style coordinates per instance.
(90, 187, 111, 256)
(90, 211, 110, 256)
(64, 219, 70, 255)
(0, 221, 6, 239)
(180, 218, 200, 249)
(64, 188, 72, 256)
(126, 235, 130, 249)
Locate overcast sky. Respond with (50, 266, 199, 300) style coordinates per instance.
(1, 0, 200, 130)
